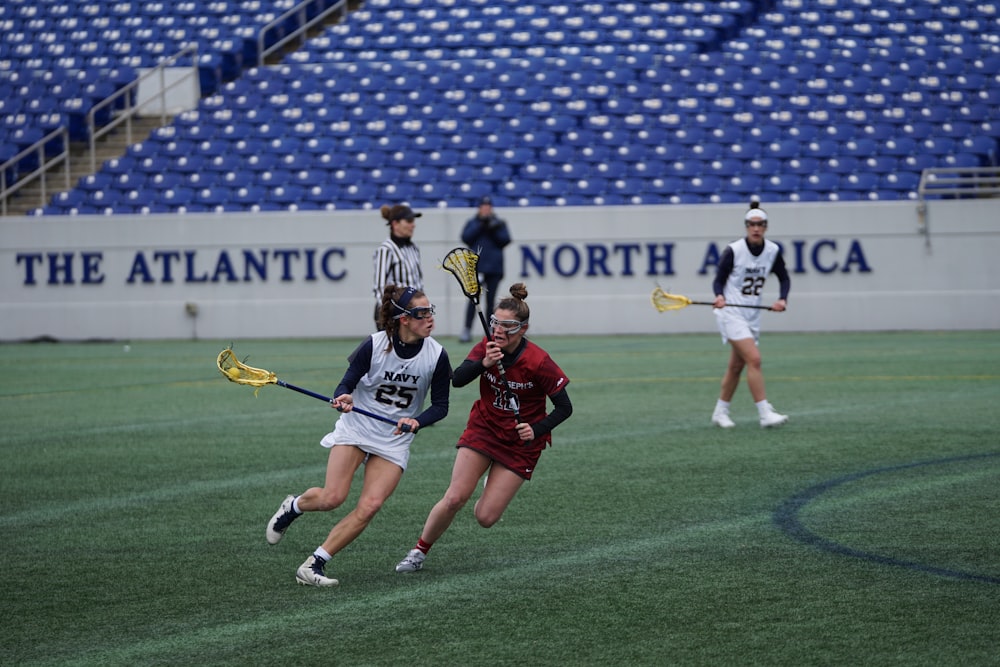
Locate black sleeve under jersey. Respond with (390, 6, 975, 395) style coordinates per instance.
(413, 350, 452, 429)
(452, 357, 485, 387)
(713, 246, 735, 297)
(334, 338, 373, 397)
(531, 388, 573, 438)
(771, 252, 791, 301)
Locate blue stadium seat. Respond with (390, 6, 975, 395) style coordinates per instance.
(147, 172, 184, 191)
(518, 160, 558, 181)
(782, 157, 820, 176)
(764, 140, 800, 159)
(194, 186, 231, 211)
(744, 158, 782, 177)
(881, 137, 918, 156)
(861, 156, 900, 173)
(804, 172, 839, 192)
(961, 136, 998, 165)
(478, 163, 514, 182)
(901, 153, 940, 171)
(762, 173, 800, 193)
(12, 0, 998, 212)
(840, 172, 880, 192)
(687, 175, 723, 195)
(441, 165, 476, 183)
(703, 158, 742, 177)
(941, 153, 986, 169)
(880, 172, 921, 193)
(841, 138, 879, 158)
(646, 176, 684, 197)
(231, 184, 269, 209)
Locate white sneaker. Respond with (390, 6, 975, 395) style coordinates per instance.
(395, 549, 426, 573)
(266, 495, 299, 545)
(295, 555, 339, 587)
(760, 409, 789, 428)
(712, 410, 735, 428)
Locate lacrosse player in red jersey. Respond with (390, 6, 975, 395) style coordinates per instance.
(395, 282, 573, 573)
(265, 285, 452, 587)
(710, 200, 791, 429)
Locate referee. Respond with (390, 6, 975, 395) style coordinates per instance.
(372, 204, 424, 328)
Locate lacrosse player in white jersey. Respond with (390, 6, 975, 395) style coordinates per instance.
(265, 285, 452, 586)
(711, 200, 791, 429)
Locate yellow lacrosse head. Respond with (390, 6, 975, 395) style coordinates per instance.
(441, 247, 482, 303)
(217, 348, 277, 388)
(650, 287, 694, 312)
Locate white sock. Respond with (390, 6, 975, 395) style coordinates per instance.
(292, 496, 303, 514)
(755, 400, 770, 417)
(715, 399, 731, 413)
(314, 546, 332, 562)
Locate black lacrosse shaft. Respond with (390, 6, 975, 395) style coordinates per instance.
(276, 380, 411, 431)
(715, 303, 775, 310)
(476, 311, 522, 423)
(685, 300, 773, 310)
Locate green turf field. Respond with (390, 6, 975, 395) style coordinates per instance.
(2, 331, 998, 666)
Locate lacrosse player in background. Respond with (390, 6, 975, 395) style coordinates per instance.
(711, 200, 791, 429)
(266, 284, 452, 587)
(395, 282, 573, 574)
(372, 204, 424, 329)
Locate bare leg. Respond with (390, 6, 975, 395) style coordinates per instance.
(719, 344, 745, 402)
(724, 337, 766, 403)
(296, 445, 366, 512)
(321, 455, 403, 557)
(473, 465, 525, 528)
(419, 447, 492, 544)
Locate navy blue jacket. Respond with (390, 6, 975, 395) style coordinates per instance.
(461, 214, 511, 275)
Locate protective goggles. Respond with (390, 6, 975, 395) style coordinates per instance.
(393, 303, 436, 320)
(489, 315, 526, 335)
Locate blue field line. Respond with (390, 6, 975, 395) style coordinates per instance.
(773, 452, 1000, 585)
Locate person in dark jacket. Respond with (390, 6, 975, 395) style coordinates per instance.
(458, 195, 512, 343)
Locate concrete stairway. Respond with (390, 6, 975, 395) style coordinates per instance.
(3, 115, 169, 217)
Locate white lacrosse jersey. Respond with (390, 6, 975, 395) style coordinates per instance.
(715, 238, 781, 335)
(321, 331, 444, 471)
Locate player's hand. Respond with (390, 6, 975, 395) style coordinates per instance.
(771, 299, 787, 312)
(515, 422, 534, 442)
(713, 295, 726, 309)
(332, 394, 353, 412)
(482, 340, 502, 368)
(395, 418, 417, 435)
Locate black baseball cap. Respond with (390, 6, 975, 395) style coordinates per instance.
(388, 204, 421, 221)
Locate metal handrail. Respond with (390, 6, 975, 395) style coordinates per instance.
(258, 0, 349, 67)
(1, 46, 199, 216)
(0, 127, 71, 216)
(916, 166, 1000, 247)
(87, 43, 200, 172)
(917, 166, 1000, 198)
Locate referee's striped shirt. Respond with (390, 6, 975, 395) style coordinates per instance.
(373, 238, 423, 304)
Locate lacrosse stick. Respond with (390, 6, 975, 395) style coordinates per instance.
(651, 286, 774, 312)
(216, 348, 410, 431)
(441, 247, 522, 422)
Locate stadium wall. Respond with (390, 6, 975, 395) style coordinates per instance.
(1, 198, 997, 341)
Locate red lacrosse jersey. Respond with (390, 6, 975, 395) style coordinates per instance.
(463, 338, 570, 449)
